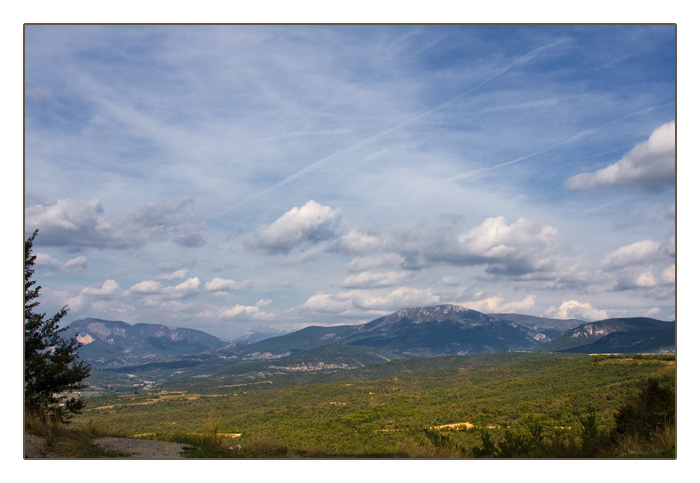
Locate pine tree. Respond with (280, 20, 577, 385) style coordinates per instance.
(24, 230, 90, 422)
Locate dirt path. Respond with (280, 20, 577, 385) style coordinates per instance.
(92, 437, 188, 459)
(24, 433, 188, 459)
(24, 433, 57, 458)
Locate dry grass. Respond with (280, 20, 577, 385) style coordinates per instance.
(612, 425, 676, 458)
(24, 414, 128, 458)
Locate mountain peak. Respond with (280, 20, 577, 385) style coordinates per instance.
(393, 304, 470, 319)
(372, 304, 493, 327)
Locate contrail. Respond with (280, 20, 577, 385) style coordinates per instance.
(448, 102, 675, 182)
(231, 38, 570, 209)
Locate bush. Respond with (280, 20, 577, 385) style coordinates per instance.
(613, 377, 675, 440)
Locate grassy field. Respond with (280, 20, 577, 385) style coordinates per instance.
(69, 352, 675, 458)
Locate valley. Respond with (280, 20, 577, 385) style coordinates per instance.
(71, 351, 675, 458)
(57, 304, 676, 458)
(65, 304, 675, 393)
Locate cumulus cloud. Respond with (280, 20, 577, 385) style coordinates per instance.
(336, 216, 560, 279)
(301, 286, 440, 314)
(565, 121, 675, 192)
(199, 299, 274, 320)
(548, 300, 609, 321)
(335, 229, 389, 255)
(126, 277, 201, 303)
(128, 280, 164, 294)
(597, 239, 675, 294)
(660, 264, 675, 285)
(601, 240, 664, 269)
(158, 269, 189, 281)
(67, 279, 122, 310)
(205, 277, 253, 293)
(25, 196, 207, 250)
(301, 293, 353, 314)
(457, 293, 537, 314)
(163, 277, 201, 299)
(247, 200, 341, 255)
(449, 217, 560, 273)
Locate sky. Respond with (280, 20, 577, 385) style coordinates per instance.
(23, 24, 676, 340)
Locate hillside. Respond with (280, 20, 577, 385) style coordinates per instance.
(66, 318, 231, 368)
(489, 313, 584, 339)
(73, 351, 676, 458)
(539, 317, 675, 353)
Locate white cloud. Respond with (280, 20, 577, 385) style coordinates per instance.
(34, 253, 62, 269)
(83, 279, 121, 297)
(453, 217, 559, 267)
(128, 280, 164, 294)
(336, 216, 560, 278)
(601, 240, 664, 269)
(163, 277, 201, 299)
(548, 300, 609, 321)
(456, 293, 537, 314)
(25, 198, 105, 243)
(644, 307, 661, 318)
(67, 279, 121, 310)
(201, 299, 275, 320)
(335, 229, 389, 255)
(301, 293, 353, 314)
(158, 269, 189, 281)
(660, 264, 675, 285)
(205, 277, 253, 292)
(302, 286, 440, 314)
(247, 200, 342, 254)
(126, 277, 201, 301)
(340, 271, 411, 289)
(565, 121, 675, 192)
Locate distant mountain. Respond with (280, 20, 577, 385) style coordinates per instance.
(235, 325, 290, 343)
(232, 304, 546, 360)
(561, 328, 676, 354)
(489, 313, 585, 339)
(67, 308, 675, 391)
(66, 318, 230, 368)
(539, 318, 675, 353)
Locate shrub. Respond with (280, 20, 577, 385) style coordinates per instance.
(613, 377, 675, 440)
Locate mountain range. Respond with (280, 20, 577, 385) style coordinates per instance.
(64, 305, 675, 389)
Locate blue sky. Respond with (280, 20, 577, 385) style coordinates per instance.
(24, 25, 676, 339)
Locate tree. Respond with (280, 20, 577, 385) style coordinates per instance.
(24, 229, 90, 422)
(613, 377, 675, 440)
